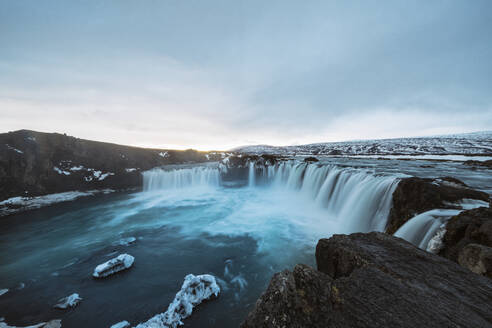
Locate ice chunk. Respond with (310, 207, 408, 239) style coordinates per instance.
(135, 274, 220, 328)
(110, 321, 130, 328)
(93, 254, 134, 278)
(114, 237, 136, 246)
(54, 293, 82, 309)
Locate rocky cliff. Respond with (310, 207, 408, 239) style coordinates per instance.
(241, 232, 492, 328)
(0, 130, 219, 201)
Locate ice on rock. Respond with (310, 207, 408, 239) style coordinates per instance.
(135, 274, 220, 328)
(54, 293, 82, 309)
(93, 254, 134, 278)
(0, 319, 61, 328)
(0, 289, 8, 296)
(109, 321, 130, 328)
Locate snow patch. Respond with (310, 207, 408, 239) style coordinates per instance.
(426, 224, 447, 254)
(0, 320, 61, 328)
(0, 189, 115, 217)
(54, 293, 82, 309)
(69, 166, 85, 171)
(159, 151, 169, 158)
(125, 168, 137, 172)
(93, 254, 134, 278)
(135, 274, 220, 328)
(5, 144, 23, 154)
(0, 289, 8, 296)
(53, 167, 71, 175)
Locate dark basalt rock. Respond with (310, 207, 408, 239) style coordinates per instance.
(385, 176, 490, 234)
(439, 207, 492, 266)
(303, 156, 319, 162)
(241, 232, 492, 328)
(464, 160, 492, 169)
(0, 130, 210, 202)
(458, 243, 492, 278)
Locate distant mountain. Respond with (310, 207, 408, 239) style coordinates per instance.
(233, 131, 492, 156)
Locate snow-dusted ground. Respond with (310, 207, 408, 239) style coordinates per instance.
(0, 189, 115, 217)
(234, 131, 492, 157)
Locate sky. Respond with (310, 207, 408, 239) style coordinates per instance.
(1, 1, 491, 150)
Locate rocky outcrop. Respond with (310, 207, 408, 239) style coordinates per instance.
(241, 232, 492, 328)
(438, 207, 492, 277)
(386, 176, 490, 234)
(464, 159, 492, 169)
(0, 130, 212, 202)
(303, 156, 319, 162)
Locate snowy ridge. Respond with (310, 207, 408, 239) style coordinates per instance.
(234, 131, 492, 156)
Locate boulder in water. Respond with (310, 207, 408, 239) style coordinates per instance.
(241, 232, 492, 328)
(386, 176, 490, 234)
(93, 254, 134, 278)
(135, 274, 220, 328)
(53, 293, 82, 309)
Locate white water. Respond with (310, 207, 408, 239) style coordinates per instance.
(394, 209, 460, 249)
(143, 161, 399, 238)
(394, 199, 490, 250)
(142, 167, 220, 191)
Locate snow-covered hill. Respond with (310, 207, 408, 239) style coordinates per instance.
(234, 131, 492, 156)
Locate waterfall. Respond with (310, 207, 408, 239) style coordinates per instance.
(393, 209, 460, 249)
(141, 161, 399, 233)
(254, 161, 399, 233)
(248, 162, 255, 188)
(142, 167, 221, 191)
(394, 199, 489, 250)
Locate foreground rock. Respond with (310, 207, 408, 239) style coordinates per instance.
(439, 207, 492, 277)
(53, 293, 82, 309)
(93, 254, 134, 278)
(135, 274, 220, 328)
(242, 232, 492, 328)
(386, 176, 490, 234)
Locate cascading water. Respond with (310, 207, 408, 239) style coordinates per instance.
(252, 162, 400, 233)
(142, 166, 220, 191)
(248, 162, 255, 188)
(142, 161, 399, 234)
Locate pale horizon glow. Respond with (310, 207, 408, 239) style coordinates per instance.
(1, 1, 492, 150)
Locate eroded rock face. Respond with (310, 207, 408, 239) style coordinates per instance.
(386, 176, 490, 234)
(440, 207, 492, 262)
(458, 243, 492, 277)
(242, 232, 492, 328)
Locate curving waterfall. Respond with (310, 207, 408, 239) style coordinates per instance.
(142, 161, 399, 234)
(142, 166, 221, 191)
(251, 162, 399, 233)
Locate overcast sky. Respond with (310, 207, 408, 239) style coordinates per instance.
(1, 1, 491, 150)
